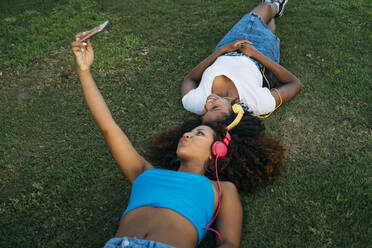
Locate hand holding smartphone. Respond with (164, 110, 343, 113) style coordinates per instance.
(78, 20, 108, 42)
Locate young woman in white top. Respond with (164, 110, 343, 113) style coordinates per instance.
(181, 0, 301, 123)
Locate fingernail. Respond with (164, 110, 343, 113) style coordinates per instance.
(83, 42, 87, 46)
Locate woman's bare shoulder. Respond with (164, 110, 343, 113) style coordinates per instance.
(211, 180, 239, 195)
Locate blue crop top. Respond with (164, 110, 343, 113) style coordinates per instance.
(122, 168, 215, 245)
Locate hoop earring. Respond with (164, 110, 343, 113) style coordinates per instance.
(173, 158, 180, 169)
(204, 161, 211, 174)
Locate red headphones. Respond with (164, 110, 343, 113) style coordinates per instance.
(212, 131, 231, 158)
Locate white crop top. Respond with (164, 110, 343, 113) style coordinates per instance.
(182, 55, 276, 116)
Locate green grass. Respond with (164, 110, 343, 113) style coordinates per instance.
(0, 0, 371, 247)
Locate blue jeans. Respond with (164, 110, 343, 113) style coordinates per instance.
(104, 237, 175, 248)
(215, 12, 280, 71)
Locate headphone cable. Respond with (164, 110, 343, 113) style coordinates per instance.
(204, 156, 222, 244)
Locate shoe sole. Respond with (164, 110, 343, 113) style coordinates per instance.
(276, 0, 288, 17)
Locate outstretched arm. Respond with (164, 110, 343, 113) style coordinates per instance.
(181, 40, 252, 98)
(71, 35, 152, 184)
(215, 182, 243, 248)
(239, 43, 302, 108)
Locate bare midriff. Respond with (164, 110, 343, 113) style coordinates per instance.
(212, 75, 239, 99)
(115, 206, 198, 248)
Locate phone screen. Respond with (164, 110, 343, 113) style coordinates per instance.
(80, 20, 108, 42)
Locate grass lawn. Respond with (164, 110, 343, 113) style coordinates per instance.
(0, 0, 371, 247)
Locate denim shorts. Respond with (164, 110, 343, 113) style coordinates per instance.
(215, 12, 280, 71)
(104, 237, 175, 248)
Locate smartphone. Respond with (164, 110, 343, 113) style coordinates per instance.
(79, 20, 108, 42)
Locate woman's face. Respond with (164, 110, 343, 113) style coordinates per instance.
(176, 125, 215, 162)
(201, 94, 232, 123)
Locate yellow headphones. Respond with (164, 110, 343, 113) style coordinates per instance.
(226, 104, 244, 131)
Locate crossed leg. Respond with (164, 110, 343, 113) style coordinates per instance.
(252, 2, 278, 33)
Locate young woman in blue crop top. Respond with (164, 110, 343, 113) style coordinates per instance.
(72, 24, 285, 248)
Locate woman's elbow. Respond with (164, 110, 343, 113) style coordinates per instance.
(289, 75, 301, 91)
(101, 122, 120, 136)
(295, 79, 302, 92)
(296, 78, 302, 88)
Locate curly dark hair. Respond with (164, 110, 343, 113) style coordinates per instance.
(148, 113, 286, 194)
